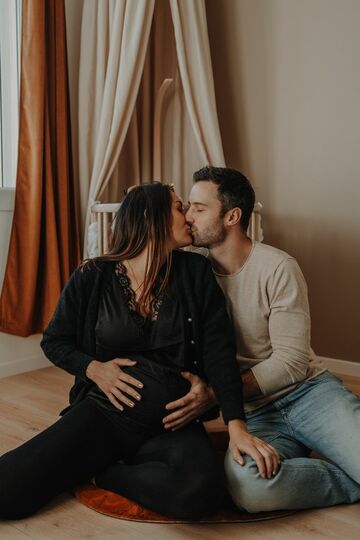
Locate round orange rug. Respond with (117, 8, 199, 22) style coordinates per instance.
(74, 484, 295, 523)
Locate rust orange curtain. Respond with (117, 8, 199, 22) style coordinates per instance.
(0, 0, 80, 337)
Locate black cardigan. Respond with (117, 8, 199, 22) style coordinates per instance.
(41, 250, 245, 423)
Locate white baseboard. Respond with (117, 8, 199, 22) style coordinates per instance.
(0, 355, 51, 379)
(319, 356, 360, 378)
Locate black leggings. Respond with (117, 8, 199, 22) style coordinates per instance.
(0, 398, 226, 520)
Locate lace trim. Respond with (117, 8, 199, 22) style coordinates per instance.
(115, 262, 164, 322)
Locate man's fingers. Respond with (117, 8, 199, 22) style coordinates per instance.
(165, 393, 194, 411)
(163, 404, 195, 424)
(180, 371, 199, 383)
(164, 412, 195, 431)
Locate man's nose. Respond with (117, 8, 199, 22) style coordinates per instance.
(185, 208, 193, 222)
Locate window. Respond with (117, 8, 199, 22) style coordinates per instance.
(0, 0, 22, 188)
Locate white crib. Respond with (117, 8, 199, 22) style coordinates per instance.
(90, 201, 263, 256)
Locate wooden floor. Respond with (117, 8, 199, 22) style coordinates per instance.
(0, 367, 359, 540)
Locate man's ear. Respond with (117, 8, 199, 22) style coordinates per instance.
(225, 208, 242, 227)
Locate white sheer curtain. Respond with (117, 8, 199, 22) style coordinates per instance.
(78, 0, 155, 256)
(77, 0, 224, 256)
(169, 0, 225, 167)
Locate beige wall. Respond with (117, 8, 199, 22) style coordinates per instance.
(206, 0, 360, 362)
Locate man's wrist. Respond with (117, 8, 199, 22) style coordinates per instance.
(207, 385, 217, 404)
(241, 369, 262, 399)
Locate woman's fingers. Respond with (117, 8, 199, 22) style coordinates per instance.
(115, 380, 142, 401)
(107, 393, 124, 412)
(118, 372, 143, 389)
(230, 443, 244, 466)
(114, 358, 137, 367)
(259, 441, 280, 475)
(257, 445, 276, 479)
(110, 386, 135, 408)
(248, 448, 266, 479)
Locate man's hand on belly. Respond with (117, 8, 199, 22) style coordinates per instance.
(86, 358, 144, 411)
(163, 372, 217, 430)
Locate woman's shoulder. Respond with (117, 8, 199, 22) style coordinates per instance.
(71, 259, 115, 285)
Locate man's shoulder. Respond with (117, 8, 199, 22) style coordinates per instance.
(252, 242, 295, 271)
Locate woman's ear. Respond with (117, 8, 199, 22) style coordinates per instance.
(226, 208, 242, 227)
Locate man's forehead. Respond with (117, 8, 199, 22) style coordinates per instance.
(189, 181, 219, 204)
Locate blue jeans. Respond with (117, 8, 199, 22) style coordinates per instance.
(225, 371, 360, 512)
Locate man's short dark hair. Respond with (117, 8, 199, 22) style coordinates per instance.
(193, 166, 255, 231)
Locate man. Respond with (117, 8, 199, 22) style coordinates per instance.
(162, 165, 360, 512)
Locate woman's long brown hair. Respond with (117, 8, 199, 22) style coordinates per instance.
(82, 182, 174, 315)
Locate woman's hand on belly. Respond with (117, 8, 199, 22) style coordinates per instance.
(86, 358, 144, 411)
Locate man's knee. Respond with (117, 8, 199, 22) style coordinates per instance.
(224, 451, 280, 513)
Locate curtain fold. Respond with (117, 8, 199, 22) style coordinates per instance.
(169, 0, 225, 166)
(78, 0, 155, 256)
(0, 0, 80, 337)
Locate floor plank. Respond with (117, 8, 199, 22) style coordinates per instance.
(0, 366, 359, 540)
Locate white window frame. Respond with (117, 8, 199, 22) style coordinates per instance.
(0, 0, 21, 189)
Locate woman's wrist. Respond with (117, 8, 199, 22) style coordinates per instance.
(228, 419, 248, 433)
(86, 359, 100, 381)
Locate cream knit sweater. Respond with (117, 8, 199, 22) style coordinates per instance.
(213, 242, 325, 413)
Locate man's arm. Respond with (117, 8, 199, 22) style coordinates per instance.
(249, 258, 311, 397)
(241, 369, 262, 399)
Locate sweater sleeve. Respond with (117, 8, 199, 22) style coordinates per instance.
(40, 268, 94, 381)
(251, 258, 311, 396)
(200, 259, 245, 423)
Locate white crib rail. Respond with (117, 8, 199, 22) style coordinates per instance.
(90, 202, 263, 257)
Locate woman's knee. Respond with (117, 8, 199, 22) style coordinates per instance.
(168, 467, 226, 519)
(0, 458, 38, 519)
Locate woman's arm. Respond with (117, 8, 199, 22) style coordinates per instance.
(41, 267, 144, 410)
(40, 268, 94, 380)
(199, 259, 245, 424)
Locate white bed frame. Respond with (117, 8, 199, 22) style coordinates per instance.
(90, 201, 263, 256)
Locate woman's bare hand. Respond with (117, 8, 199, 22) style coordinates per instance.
(228, 419, 280, 479)
(86, 358, 143, 411)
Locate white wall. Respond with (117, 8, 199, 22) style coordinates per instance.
(0, 189, 50, 378)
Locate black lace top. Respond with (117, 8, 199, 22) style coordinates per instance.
(114, 261, 163, 322)
(93, 262, 183, 370)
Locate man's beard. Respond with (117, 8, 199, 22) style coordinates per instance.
(191, 223, 226, 249)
